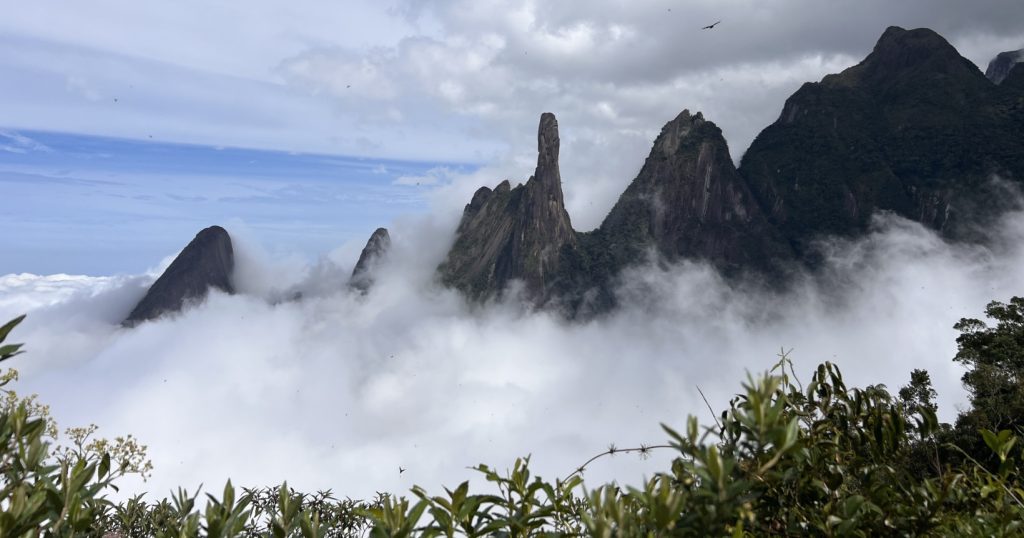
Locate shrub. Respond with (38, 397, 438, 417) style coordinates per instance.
(1, 301, 1023, 536)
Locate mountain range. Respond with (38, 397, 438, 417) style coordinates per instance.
(123, 26, 1024, 324)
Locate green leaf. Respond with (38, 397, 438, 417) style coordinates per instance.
(980, 429, 1000, 455)
(0, 314, 25, 342)
(99, 452, 111, 480)
(0, 344, 23, 361)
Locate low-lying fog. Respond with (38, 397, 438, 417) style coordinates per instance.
(2, 196, 1022, 501)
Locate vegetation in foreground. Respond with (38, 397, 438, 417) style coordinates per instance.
(1, 299, 1024, 536)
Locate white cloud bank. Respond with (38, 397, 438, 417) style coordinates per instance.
(2, 200, 1023, 502)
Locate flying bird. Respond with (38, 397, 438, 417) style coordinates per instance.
(702, 20, 722, 30)
(399, 467, 406, 475)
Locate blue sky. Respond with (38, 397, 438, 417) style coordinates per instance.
(0, 129, 470, 275)
(2, 0, 1020, 276)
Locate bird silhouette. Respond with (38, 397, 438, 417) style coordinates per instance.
(399, 467, 406, 475)
(702, 20, 722, 30)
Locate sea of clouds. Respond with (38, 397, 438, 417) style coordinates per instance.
(2, 195, 1023, 502)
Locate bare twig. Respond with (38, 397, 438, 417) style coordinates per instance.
(563, 444, 674, 482)
(696, 385, 722, 431)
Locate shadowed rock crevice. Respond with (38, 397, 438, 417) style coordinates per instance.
(124, 226, 234, 326)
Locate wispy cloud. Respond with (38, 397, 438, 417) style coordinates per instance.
(0, 130, 52, 154)
(393, 166, 460, 186)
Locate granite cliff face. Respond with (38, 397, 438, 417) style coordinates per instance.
(124, 226, 234, 326)
(438, 26, 1024, 312)
(350, 227, 391, 292)
(986, 49, 1024, 84)
(739, 26, 1024, 255)
(438, 113, 577, 304)
(115, 27, 1023, 320)
(440, 109, 794, 314)
(594, 110, 792, 276)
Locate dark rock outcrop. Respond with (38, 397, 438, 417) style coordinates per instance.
(739, 26, 1024, 256)
(350, 227, 391, 292)
(124, 226, 234, 326)
(1003, 62, 1024, 90)
(986, 49, 1024, 84)
(594, 110, 792, 276)
(436, 26, 1024, 313)
(438, 113, 577, 304)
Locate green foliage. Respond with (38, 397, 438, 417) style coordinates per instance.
(0, 316, 153, 537)
(938, 296, 1024, 473)
(953, 297, 1024, 433)
(898, 368, 938, 416)
(3, 302, 1024, 535)
(356, 358, 1021, 536)
(0, 377, 124, 536)
(0, 314, 26, 362)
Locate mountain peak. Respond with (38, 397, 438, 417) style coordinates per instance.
(350, 227, 391, 292)
(669, 109, 704, 124)
(439, 113, 577, 304)
(597, 110, 790, 279)
(655, 109, 708, 157)
(852, 26, 979, 84)
(124, 225, 234, 326)
(873, 26, 955, 57)
(533, 112, 565, 208)
(435, 27, 1023, 316)
(537, 112, 559, 167)
(740, 25, 1020, 254)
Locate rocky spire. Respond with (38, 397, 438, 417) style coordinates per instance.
(595, 110, 791, 275)
(438, 113, 577, 304)
(124, 226, 234, 326)
(533, 112, 564, 205)
(437, 27, 1024, 315)
(350, 227, 391, 292)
